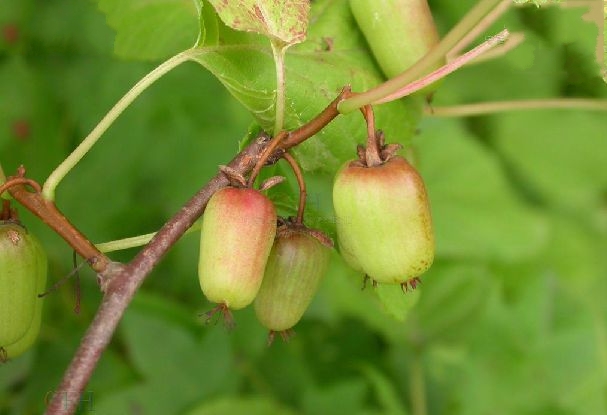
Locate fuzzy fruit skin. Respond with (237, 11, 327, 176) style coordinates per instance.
(198, 187, 277, 310)
(254, 228, 331, 332)
(333, 156, 434, 283)
(0, 222, 46, 348)
(349, 0, 441, 79)
(3, 238, 46, 360)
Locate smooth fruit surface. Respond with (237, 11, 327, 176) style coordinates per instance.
(349, 0, 441, 79)
(254, 227, 331, 332)
(333, 156, 434, 283)
(0, 222, 46, 347)
(198, 187, 277, 310)
(3, 238, 46, 360)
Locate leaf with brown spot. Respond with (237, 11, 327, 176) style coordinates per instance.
(207, 0, 309, 45)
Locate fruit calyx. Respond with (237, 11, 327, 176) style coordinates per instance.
(353, 130, 403, 169)
(267, 328, 295, 346)
(200, 303, 235, 330)
(276, 217, 333, 249)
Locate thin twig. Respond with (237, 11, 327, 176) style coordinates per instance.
(373, 30, 509, 104)
(338, 0, 506, 113)
(425, 98, 607, 116)
(0, 177, 42, 195)
(282, 152, 306, 224)
(247, 131, 288, 188)
(42, 49, 199, 201)
(6, 169, 110, 273)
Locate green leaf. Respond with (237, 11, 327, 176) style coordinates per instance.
(207, 0, 309, 45)
(415, 118, 548, 261)
(193, 48, 421, 175)
(409, 261, 495, 343)
(373, 284, 420, 322)
(95, 298, 237, 414)
(492, 111, 607, 212)
(0, 56, 65, 187)
(451, 271, 607, 415)
(119, 301, 233, 387)
(315, 252, 407, 342)
(357, 364, 409, 415)
(97, 0, 200, 60)
(303, 379, 368, 415)
(185, 395, 297, 415)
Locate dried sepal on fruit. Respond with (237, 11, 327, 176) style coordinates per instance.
(254, 219, 332, 341)
(333, 131, 434, 289)
(0, 221, 47, 361)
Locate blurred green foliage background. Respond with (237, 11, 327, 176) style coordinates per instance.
(1, 0, 606, 414)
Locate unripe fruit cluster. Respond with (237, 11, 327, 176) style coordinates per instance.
(198, 186, 332, 336)
(197, 131, 434, 337)
(0, 220, 47, 361)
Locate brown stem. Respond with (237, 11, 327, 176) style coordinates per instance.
(282, 152, 306, 224)
(247, 130, 288, 188)
(0, 177, 42, 194)
(361, 105, 382, 167)
(280, 86, 353, 148)
(6, 170, 110, 273)
(1, 199, 13, 221)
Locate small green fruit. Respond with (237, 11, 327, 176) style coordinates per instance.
(0, 221, 47, 360)
(254, 222, 331, 333)
(350, 0, 443, 93)
(198, 187, 277, 310)
(333, 156, 434, 284)
(2, 246, 46, 360)
(350, 0, 441, 78)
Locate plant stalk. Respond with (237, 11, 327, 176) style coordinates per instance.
(42, 49, 198, 201)
(282, 152, 307, 224)
(338, 0, 507, 113)
(426, 98, 607, 116)
(410, 351, 428, 415)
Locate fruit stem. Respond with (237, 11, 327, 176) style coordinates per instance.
(373, 30, 509, 104)
(282, 152, 306, 224)
(0, 177, 42, 195)
(446, 0, 512, 60)
(42, 49, 199, 201)
(247, 130, 288, 188)
(280, 86, 353, 148)
(361, 105, 382, 167)
(338, 0, 509, 113)
(95, 223, 201, 253)
(0, 164, 10, 203)
(425, 98, 607, 116)
(6, 167, 110, 273)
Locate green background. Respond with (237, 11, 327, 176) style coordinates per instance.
(1, 0, 606, 414)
